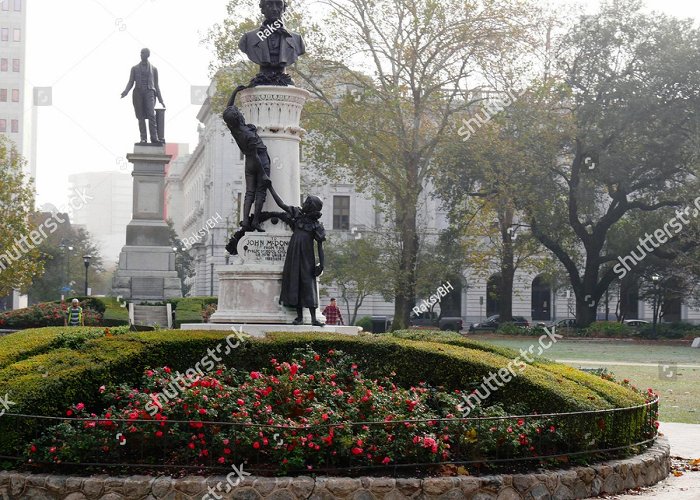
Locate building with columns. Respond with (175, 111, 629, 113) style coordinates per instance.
(167, 78, 700, 326)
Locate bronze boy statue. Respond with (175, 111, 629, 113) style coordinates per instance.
(223, 86, 271, 232)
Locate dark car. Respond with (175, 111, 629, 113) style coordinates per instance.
(623, 319, 650, 328)
(536, 318, 576, 328)
(468, 315, 529, 332)
(410, 311, 463, 332)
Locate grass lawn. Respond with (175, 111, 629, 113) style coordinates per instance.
(469, 334, 700, 424)
(100, 296, 129, 324)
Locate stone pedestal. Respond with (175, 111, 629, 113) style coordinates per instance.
(113, 144, 182, 301)
(209, 86, 317, 324)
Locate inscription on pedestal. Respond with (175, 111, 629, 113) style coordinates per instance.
(132, 277, 165, 298)
(239, 234, 290, 264)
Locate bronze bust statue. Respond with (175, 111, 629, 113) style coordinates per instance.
(239, 0, 305, 86)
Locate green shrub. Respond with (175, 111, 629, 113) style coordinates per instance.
(355, 315, 372, 331)
(386, 330, 644, 408)
(0, 326, 131, 369)
(169, 297, 218, 311)
(585, 321, 633, 337)
(55, 297, 107, 314)
(496, 322, 531, 335)
(637, 322, 700, 339)
(0, 329, 646, 458)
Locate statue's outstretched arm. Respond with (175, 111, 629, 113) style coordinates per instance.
(268, 184, 290, 214)
(121, 67, 135, 98)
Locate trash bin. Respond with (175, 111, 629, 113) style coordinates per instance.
(371, 316, 388, 334)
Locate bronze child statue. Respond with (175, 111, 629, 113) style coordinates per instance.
(223, 86, 271, 232)
(269, 188, 326, 326)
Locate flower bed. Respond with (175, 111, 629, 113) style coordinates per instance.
(0, 300, 102, 329)
(0, 329, 654, 474)
(22, 347, 658, 475)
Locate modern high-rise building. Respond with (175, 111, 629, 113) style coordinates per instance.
(0, 0, 28, 172)
(67, 171, 133, 264)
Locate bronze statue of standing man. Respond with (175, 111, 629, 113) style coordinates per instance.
(121, 48, 165, 144)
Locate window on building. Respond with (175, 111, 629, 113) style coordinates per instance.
(0, 59, 6, 72)
(11, 119, 18, 133)
(1, 28, 8, 41)
(12, 59, 19, 72)
(1, 1, 8, 11)
(333, 195, 350, 230)
(0, 119, 6, 133)
(13, 28, 21, 42)
(0, 89, 6, 102)
(11, 89, 19, 102)
(13, 0, 21, 11)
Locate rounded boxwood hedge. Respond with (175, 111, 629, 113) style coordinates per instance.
(0, 327, 646, 458)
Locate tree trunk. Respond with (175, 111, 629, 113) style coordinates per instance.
(576, 296, 598, 327)
(498, 208, 515, 322)
(392, 197, 419, 330)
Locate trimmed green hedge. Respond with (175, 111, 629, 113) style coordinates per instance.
(0, 326, 130, 369)
(386, 330, 644, 408)
(0, 328, 645, 457)
(168, 296, 218, 311)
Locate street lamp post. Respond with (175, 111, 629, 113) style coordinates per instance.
(651, 273, 660, 335)
(83, 255, 92, 296)
(58, 240, 75, 298)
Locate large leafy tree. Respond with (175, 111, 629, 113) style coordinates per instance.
(0, 136, 43, 297)
(26, 224, 103, 303)
(435, 93, 562, 321)
(208, 0, 535, 328)
(525, 0, 700, 326)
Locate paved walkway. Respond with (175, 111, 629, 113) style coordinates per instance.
(599, 422, 700, 499)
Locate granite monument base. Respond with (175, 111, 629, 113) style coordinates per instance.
(180, 323, 361, 337)
(113, 244, 182, 300)
(112, 144, 181, 301)
(209, 263, 325, 325)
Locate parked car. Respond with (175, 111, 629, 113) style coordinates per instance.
(410, 311, 438, 328)
(410, 312, 463, 332)
(468, 315, 529, 332)
(623, 319, 650, 328)
(536, 317, 577, 328)
(439, 317, 464, 332)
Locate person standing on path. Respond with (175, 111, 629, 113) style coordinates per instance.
(322, 298, 344, 325)
(64, 298, 84, 327)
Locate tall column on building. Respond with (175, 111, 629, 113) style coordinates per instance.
(210, 86, 310, 324)
(113, 144, 182, 300)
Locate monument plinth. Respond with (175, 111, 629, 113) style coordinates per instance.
(113, 144, 181, 301)
(210, 86, 311, 324)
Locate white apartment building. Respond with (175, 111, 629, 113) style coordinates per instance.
(0, 0, 26, 168)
